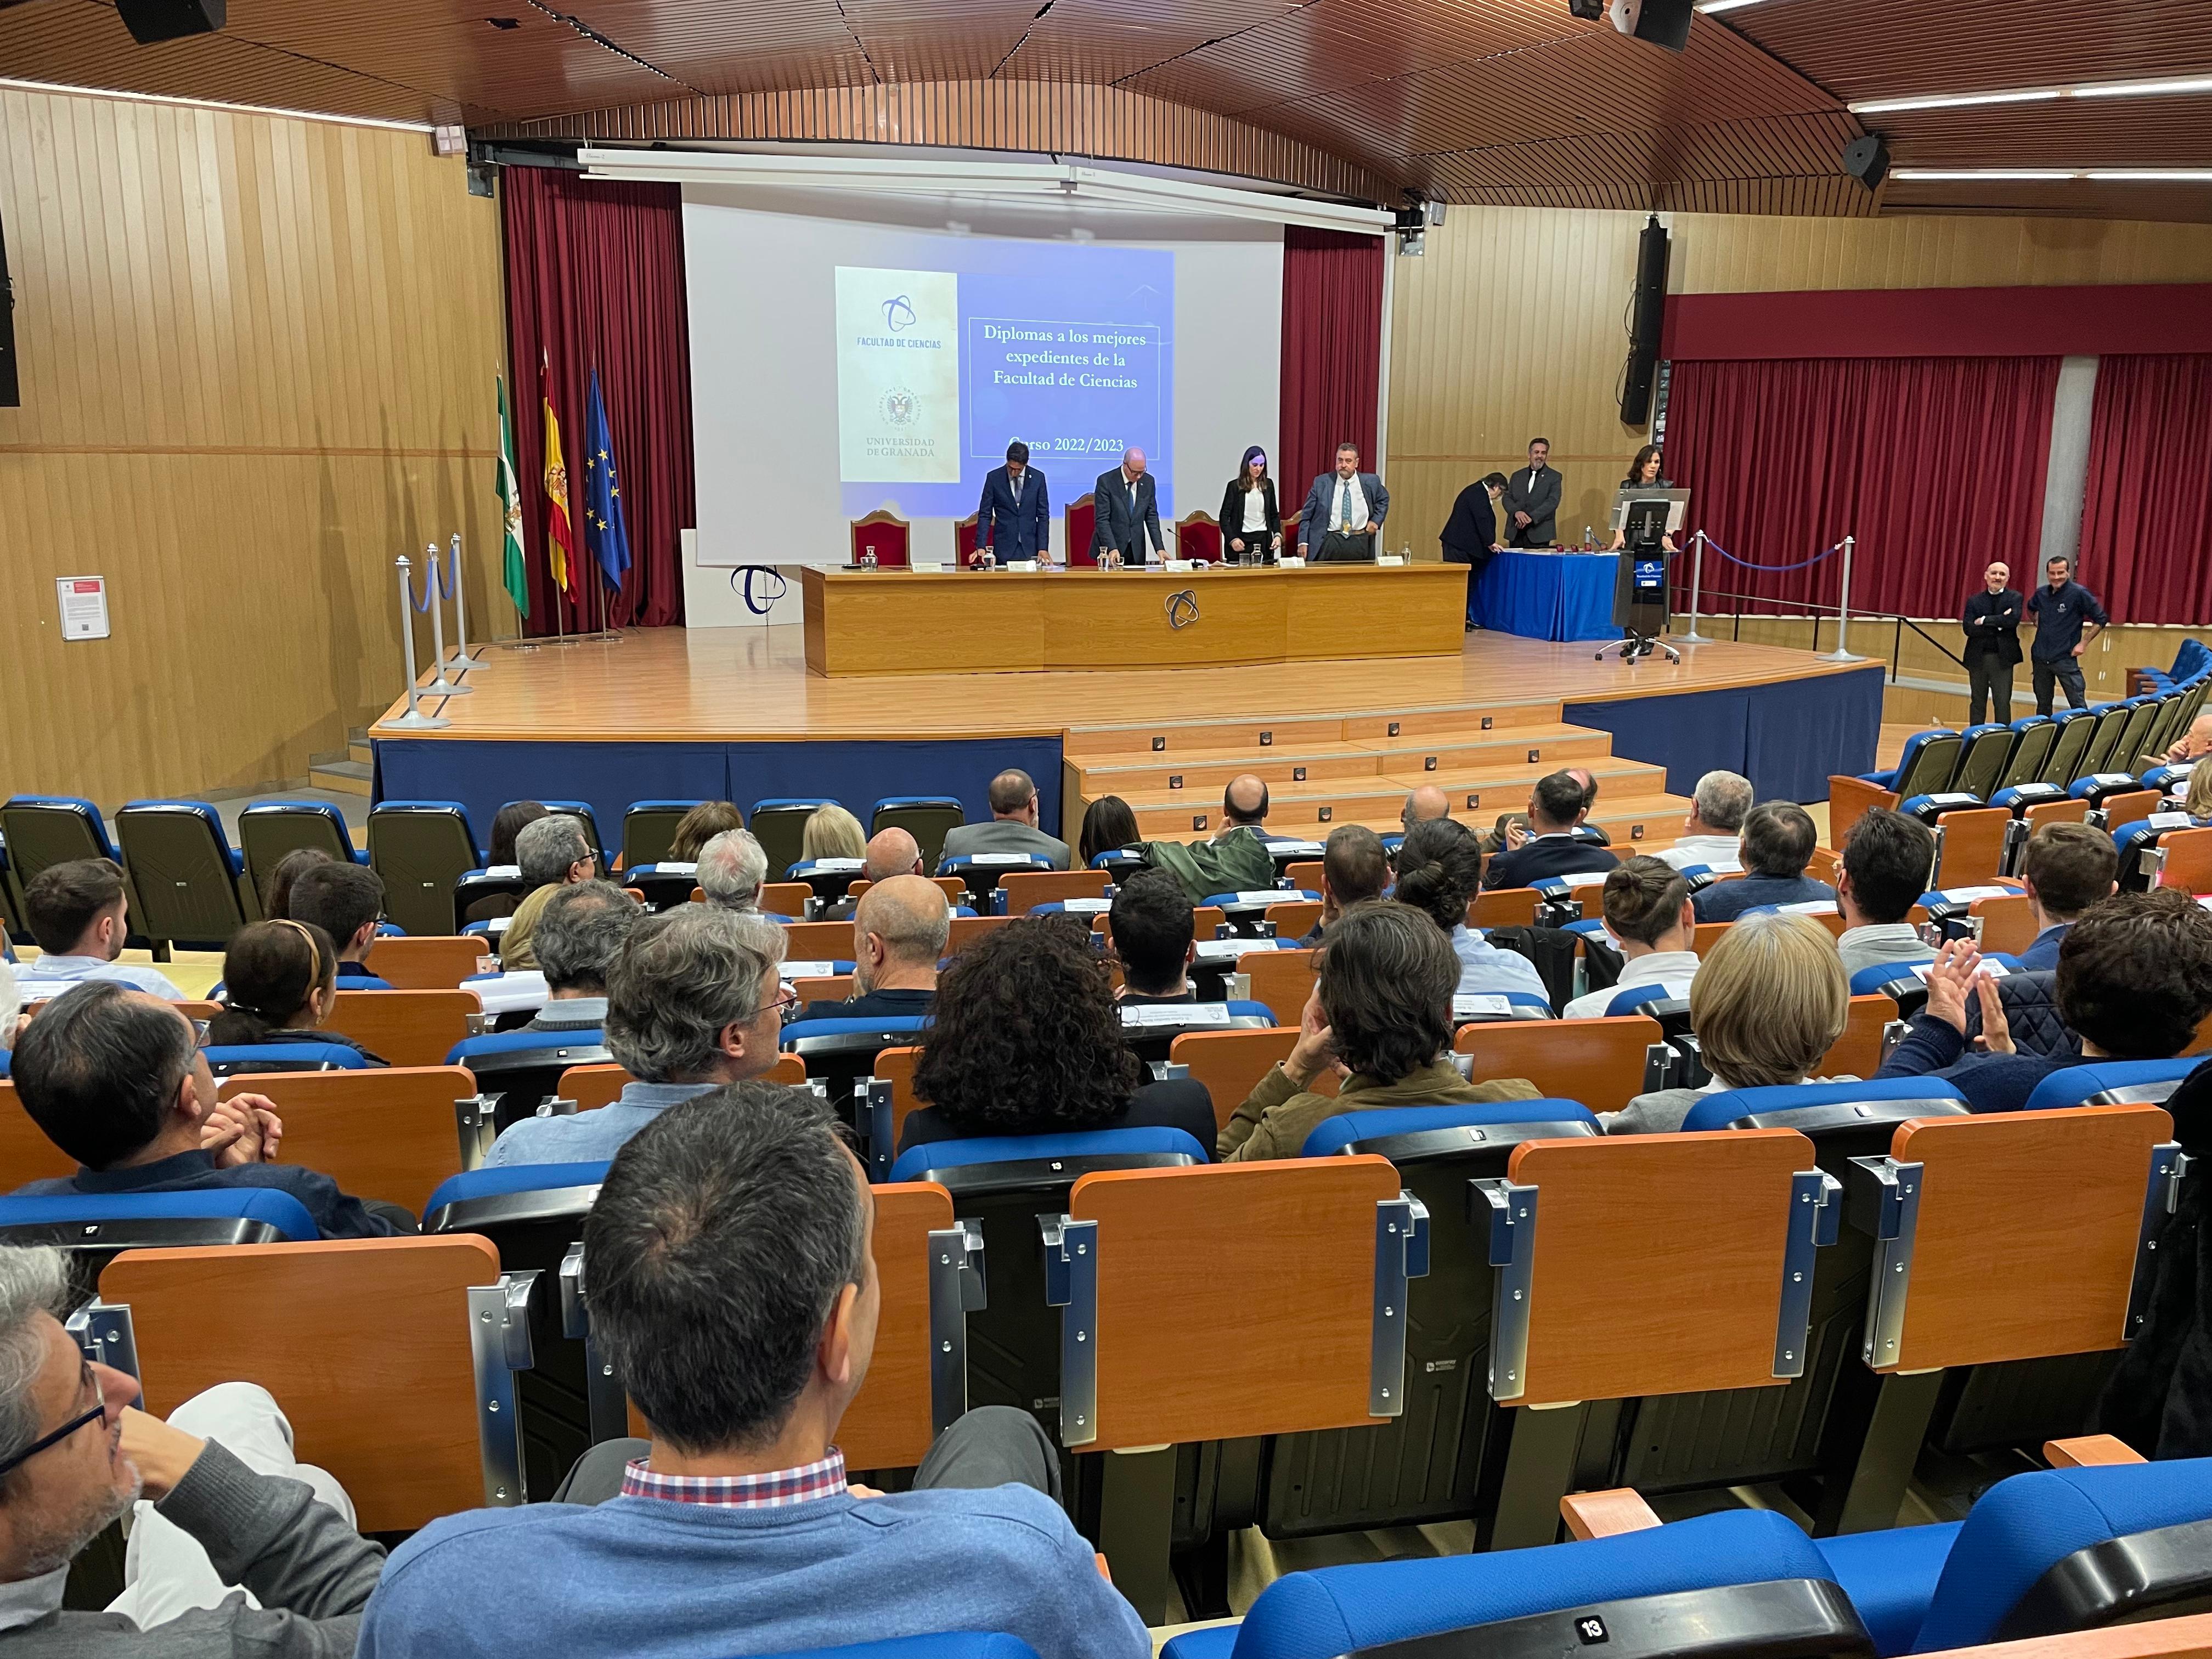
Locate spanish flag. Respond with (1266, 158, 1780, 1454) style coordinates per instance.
(540, 349, 574, 594)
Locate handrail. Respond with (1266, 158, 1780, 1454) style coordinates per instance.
(1679, 582, 1966, 681)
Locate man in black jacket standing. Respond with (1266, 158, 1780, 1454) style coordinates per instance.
(1501, 438, 1561, 548)
(1961, 560, 2023, 726)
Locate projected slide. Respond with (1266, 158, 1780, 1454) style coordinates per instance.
(834, 244, 1174, 521)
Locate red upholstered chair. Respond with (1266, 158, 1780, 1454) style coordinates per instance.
(953, 514, 980, 565)
(850, 510, 911, 569)
(1282, 510, 1301, 555)
(1177, 512, 1223, 563)
(1066, 494, 1098, 568)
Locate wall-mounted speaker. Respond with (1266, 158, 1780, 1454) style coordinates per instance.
(115, 0, 226, 46)
(1620, 214, 1669, 426)
(1608, 0, 1693, 51)
(1842, 134, 1889, 191)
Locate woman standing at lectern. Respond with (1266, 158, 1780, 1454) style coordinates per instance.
(1607, 444, 1676, 552)
(1218, 445, 1280, 563)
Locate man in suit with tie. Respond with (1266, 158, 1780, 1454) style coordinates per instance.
(974, 440, 1049, 567)
(1502, 438, 1561, 548)
(1296, 442, 1390, 563)
(1093, 447, 1165, 567)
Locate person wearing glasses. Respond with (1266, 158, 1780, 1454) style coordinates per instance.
(0, 1243, 384, 1650)
(483, 906, 789, 1168)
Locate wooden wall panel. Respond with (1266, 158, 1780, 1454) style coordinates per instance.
(0, 86, 504, 806)
(1384, 207, 2212, 559)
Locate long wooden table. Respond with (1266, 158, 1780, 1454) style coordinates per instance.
(800, 563, 1469, 675)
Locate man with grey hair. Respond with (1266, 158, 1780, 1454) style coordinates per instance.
(938, 770, 1069, 870)
(0, 1243, 384, 1650)
(696, 828, 772, 915)
(484, 905, 789, 1167)
(798, 876, 946, 1023)
(1657, 770, 1753, 874)
(522, 881, 643, 1034)
(499, 815, 597, 972)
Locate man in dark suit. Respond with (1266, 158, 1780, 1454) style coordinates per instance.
(1480, 771, 1620, 890)
(1093, 447, 1165, 567)
(1440, 471, 1508, 630)
(1296, 442, 1390, 563)
(1961, 560, 2023, 726)
(975, 440, 1049, 567)
(1501, 438, 1561, 548)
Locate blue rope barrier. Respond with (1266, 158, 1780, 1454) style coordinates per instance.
(407, 566, 435, 613)
(730, 566, 788, 617)
(1702, 537, 1844, 574)
(436, 551, 458, 600)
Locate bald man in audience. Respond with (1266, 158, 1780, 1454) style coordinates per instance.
(2160, 710, 2212, 769)
(939, 770, 1070, 870)
(1401, 786, 1450, 832)
(799, 875, 948, 1023)
(822, 829, 926, 922)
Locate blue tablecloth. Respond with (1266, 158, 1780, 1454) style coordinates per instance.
(1474, 550, 1618, 642)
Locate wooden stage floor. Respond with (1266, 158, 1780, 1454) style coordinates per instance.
(374, 624, 1867, 745)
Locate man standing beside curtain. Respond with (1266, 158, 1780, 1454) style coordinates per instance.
(1297, 442, 1389, 563)
(1502, 438, 1561, 548)
(2026, 555, 2109, 715)
(1961, 561, 2022, 726)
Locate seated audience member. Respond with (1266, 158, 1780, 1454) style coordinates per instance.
(667, 800, 744, 863)
(899, 917, 1213, 1157)
(802, 805, 868, 864)
(2183, 761, 2212, 820)
(358, 1088, 1150, 1659)
(939, 770, 1071, 870)
(1833, 807, 1937, 978)
(1077, 796, 1141, 868)
(1562, 765, 1612, 845)
(1144, 774, 1277, 903)
(1562, 857, 1699, 1019)
(1877, 891, 2212, 1112)
(696, 828, 776, 916)
(800, 876, 945, 1022)
(11, 982, 403, 1237)
(1108, 869, 1197, 1003)
(0, 1243, 387, 1650)
(285, 861, 393, 989)
(488, 799, 550, 868)
(1299, 823, 1391, 946)
(1657, 770, 1752, 873)
(2160, 710, 2212, 768)
(486, 907, 788, 1167)
(1608, 912, 1849, 1135)
(1480, 771, 1619, 890)
(16, 859, 184, 1002)
(259, 847, 334, 928)
(1395, 818, 1550, 1002)
(1221, 901, 1538, 1163)
(524, 882, 644, 1032)
(0, 960, 16, 1053)
(2017, 821, 2119, 969)
(1691, 802, 1835, 922)
(821, 829, 926, 922)
(499, 816, 599, 971)
(1400, 786, 1450, 833)
(207, 920, 385, 1065)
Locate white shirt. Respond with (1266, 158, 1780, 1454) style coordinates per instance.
(1656, 835, 1743, 874)
(1330, 473, 1370, 533)
(1562, 948, 1701, 1020)
(1240, 488, 1268, 533)
(15, 953, 186, 1002)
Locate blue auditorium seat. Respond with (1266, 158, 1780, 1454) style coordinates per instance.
(2022, 1057, 2205, 1112)
(1, 794, 120, 862)
(887, 1126, 1206, 1183)
(1861, 730, 1960, 794)
(1299, 1098, 1598, 1158)
(1604, 981, 1681, 1017)
(1681, 1077, 1970, 1135)
(0, 1051, 9, 1079)
(200, 1041, 370, 1075)
(1848, 959, 1936, 997)
(0, 1188, 319, 1242)
(2139, 638, 2212, 694)
(421, 1160, 613, 1226)
(1160, 1508, 1859, 1659)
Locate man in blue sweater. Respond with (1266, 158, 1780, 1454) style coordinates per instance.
(359, 1083, 1150, 1659)
(1876, 889, 2212, 1112)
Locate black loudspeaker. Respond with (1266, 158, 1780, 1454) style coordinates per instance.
(0, 202, 16, 410)
(1842, 134, 1890, 190)
(115, 0, 225, 44)
(1611, 0, 1693, 51)
(1620, 214, 1669, 426)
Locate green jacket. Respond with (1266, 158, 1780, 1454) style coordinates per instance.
(1218, 1058, 1539, 1164)
(1144, 825, 1278, 906)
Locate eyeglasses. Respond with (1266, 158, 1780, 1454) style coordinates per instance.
(0, 1375, 106, 1479)
(751, 985, 803, 1026)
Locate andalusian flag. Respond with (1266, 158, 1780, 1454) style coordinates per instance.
(540, 349, 575, 594)
(495, 375, 528, 618)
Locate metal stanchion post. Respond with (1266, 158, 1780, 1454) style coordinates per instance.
(421, 544, 473, 695)
(385, 556, 451, 730)
(442, 532, 477, 670)
(1679, 530, 1713, 645)
(1820, 535, 1864, 663)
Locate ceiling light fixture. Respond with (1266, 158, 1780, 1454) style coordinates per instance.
(1853, 72, 2212, 115)
(0, 75, 436, 132)
(1692, 0, 1761, 14)
(1892, 167, 2212, 182)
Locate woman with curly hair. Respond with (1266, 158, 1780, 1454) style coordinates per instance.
(1393, 816, 1550, 1002)
(898, 915, 1216, 1156)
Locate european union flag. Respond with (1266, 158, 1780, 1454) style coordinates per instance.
(582, 368, 632, 593)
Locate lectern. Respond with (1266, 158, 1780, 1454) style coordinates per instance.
(1600, 496, 1684, 665)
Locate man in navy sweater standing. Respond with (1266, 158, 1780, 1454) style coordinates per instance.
(2025, 555, 2109, 715)
(359, 1084, 1149, 1659)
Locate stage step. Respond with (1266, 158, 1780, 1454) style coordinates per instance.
(1063, 702, 1564, 759)
(1071, 726, 1617, 799)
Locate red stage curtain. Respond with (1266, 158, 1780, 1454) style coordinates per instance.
(2077, 355, 2212, 626)
(1279, 229, 1384, 503)
(501, 167, 693, 634)
(1663, 355, 2060, 617)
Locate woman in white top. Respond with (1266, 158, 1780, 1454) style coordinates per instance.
(1217, 446, 1280, 563)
